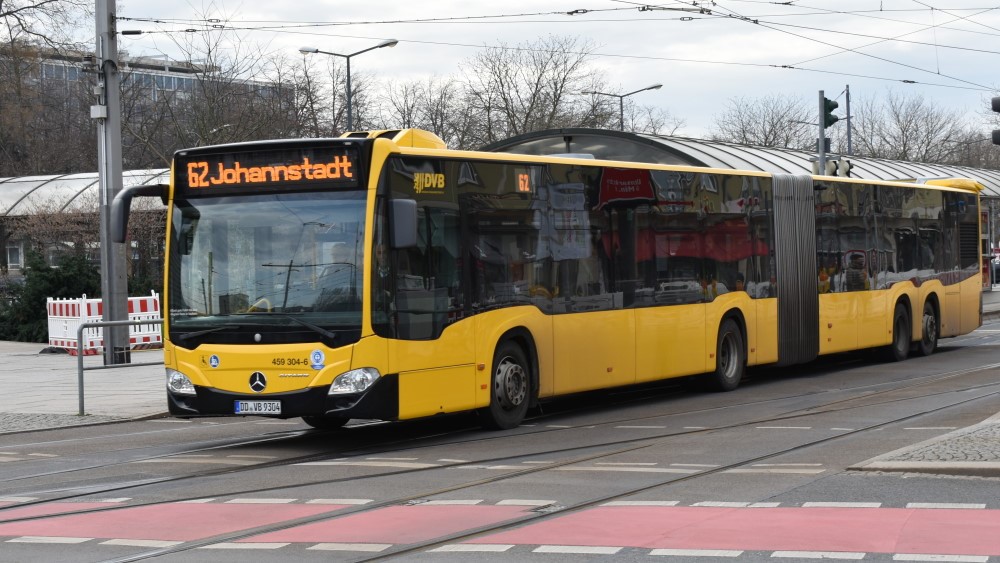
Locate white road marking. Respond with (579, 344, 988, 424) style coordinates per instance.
(753, 463, 823, 467)
(772, 551, 866, 559)
(802, 502, 881, 508)
(651, 548, 743, 557)
(429, 544, 514, 552)
(308, 543, 391, 552)
(101, 539, 182, 548)
(603, 501, 679, 506)
(904, 427, 957, 431)
(893, 555, 989, 562)
(672, 463, 720, 468)
(546, 425, 572, 428)
(26, 453, 58, 457)
(559, 466, 699, 474)
(0, 452, 19, 455)
(437, 459, 469, 463)
(305, 499, 372, 505)
(596, 462, 658, 466)
(496, 499, 556, 506)
(296, 461, 440, 468)
(201, 542, 288, 549)
(0, 497, 36, 502)
(906, 503, 985, 509)
(534, 545, 622, 554)
(7, 536, 92, 544)
(135, 457, 257, 466)
(693, 501, 753, 508)
(94, 498, 131, 503)
(178, 498, 215, 503)
(725, 468, 826, 474)
(224, 498, 296, 504)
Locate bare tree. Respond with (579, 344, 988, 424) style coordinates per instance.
(1, 0, 89, 46)
(461, 35, 601, 145)
(846, 90, 969, 163)
(710, 94, 813, 148)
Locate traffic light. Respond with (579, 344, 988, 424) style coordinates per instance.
(823, 97, 840, 128)
(992, 96, 1000, 145)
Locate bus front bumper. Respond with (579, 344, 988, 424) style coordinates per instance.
(167, 373, 399, 420)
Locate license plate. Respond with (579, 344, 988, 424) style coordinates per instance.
(234, 400, 281, 414)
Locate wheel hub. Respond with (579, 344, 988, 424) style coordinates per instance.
(494, 358, 527, 410)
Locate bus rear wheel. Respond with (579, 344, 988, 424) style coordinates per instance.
(704, 318, 744, 392)
(915, 300, 938, 357)
(479, 341, 530, 430)
(302, 415, 349, 430)
(883, 303, 911, 362)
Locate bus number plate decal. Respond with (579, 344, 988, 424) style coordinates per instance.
(234, 401, 282, 415)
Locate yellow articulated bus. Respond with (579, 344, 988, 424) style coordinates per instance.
(112, 128, 983, 430)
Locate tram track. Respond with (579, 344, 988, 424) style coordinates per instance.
(91, 370, 1000, 562)
(0, 346, 986, 491)
(0, 355, 996, 536)
(0, 352, 992, 500)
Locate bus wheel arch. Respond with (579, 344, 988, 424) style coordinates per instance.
(914, 295, 940, 357)
(705, 312, 747, 392)
(884, 298, 912, 362)
(478, 328, 537, 430)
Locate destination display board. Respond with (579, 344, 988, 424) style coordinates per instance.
(174, 145, 362, 195)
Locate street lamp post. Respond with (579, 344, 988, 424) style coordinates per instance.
(299, 39, 398, 132)
(581, 83, 663, 131)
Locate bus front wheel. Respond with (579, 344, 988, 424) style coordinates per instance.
(705, 318, 745, 392)
(479, 341, 530, 430)
(302, 415, 349, 430)
(883, 303, 911, 362)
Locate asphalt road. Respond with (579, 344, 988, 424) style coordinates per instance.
(2, 329, 1000, 563)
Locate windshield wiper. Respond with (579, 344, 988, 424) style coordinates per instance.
(279, 315, 338, 341)
(174, 325, 235, 342)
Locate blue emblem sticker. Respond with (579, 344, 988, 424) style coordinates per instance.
(310, 349, 325, 370)
(209, 355, 220, 368)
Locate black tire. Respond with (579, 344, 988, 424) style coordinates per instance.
(883, 302, 911, 362)
(705, 318, 745, 392)
(915, 300, 938, 357)
(478, 341, 531, 430)
(301, 415, 349, 430)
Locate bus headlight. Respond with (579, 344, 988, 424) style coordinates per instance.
(329, 367, 380, 395)
(166, 369, 196, 396)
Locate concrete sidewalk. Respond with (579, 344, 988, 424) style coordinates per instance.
(1, 290, 1000, 478)
(0, 341, 164, 434)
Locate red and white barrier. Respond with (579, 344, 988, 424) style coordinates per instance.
(46, 291, 162, 355)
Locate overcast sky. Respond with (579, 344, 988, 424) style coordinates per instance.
(115, 0, 1000, 138)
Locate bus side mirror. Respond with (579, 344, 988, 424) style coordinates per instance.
(111, 184, 168, 243)
(391, 199, 418, 248)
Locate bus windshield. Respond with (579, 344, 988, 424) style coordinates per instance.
(167, 191, 367, 346)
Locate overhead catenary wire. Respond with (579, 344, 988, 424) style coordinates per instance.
(116, 2, 1000, 93)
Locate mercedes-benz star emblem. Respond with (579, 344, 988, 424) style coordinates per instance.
(249, 372, 267, 393)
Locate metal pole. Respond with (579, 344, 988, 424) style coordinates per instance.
(817, 90, 827, 176)
(845, 84, 853, 156)
(76, 319, 165, 416)
(95, 0, 130, 365)
(346, 56, 353, 131)
(619, 96, 624, 131)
